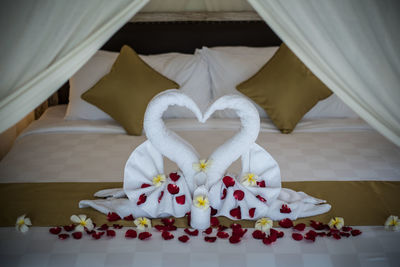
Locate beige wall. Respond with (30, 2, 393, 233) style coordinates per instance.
(0, 111, 34, 160)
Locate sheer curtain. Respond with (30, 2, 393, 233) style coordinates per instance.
(0, 0, 148, 133)
(248, 0, 400, 146)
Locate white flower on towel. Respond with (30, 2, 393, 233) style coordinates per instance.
(193, 159, 212, 172)
(255, 217, 273, 233)
(241, 173, 258, 187)
(16, 214, 32, 233)
(194, 195, 209, 210)
(70, 214, 94, 232)
(328, 217, 344, 230)
(134, 217, 151, 231)
(152, 174, 166, 187)
(385, 215, 400, 231)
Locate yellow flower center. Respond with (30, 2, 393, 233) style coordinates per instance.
(153, 174, 165, 186)
(390, 219, 398, 226)
(200, 162, 207, 170)
(17, 219, 25, 226)
(139, 219, 147, 227)
(247, 173, 256, 182)
(80, 220, 87, 227)
(197, 198, 206, 207)
(259, 218, 268, 226)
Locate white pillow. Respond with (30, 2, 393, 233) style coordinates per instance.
(201, 46, 358, 119)
(65, 50, 211, 120)
(200, 46, 279, 118)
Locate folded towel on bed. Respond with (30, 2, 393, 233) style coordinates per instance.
(80, 90, 331, 229)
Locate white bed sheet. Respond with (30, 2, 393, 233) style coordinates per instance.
(0, 105, 398, 183)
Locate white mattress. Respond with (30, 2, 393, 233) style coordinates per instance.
(0, 105, 399, 183)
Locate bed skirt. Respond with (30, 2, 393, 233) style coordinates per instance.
(0, 181, 399, 227)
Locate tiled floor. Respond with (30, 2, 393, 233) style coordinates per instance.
(0, 226, 399, 267)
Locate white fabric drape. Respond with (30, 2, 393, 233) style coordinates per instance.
(248, 0, 400, 146)
(0, 0, 148, 133)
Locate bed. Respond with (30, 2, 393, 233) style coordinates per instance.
(0, 15, 399, 267)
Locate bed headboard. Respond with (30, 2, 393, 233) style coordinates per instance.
(56, 12, 281, 104)
(101, 20, 281, 55)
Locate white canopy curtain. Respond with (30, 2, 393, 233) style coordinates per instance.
(248, 0, 400, 146)
(0, 0, 149, 134)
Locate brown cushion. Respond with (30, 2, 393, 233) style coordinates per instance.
(237, 43, 332, 133)
(81, 45, 179, 135)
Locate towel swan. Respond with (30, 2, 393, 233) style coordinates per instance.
(80, 90, 331, 228)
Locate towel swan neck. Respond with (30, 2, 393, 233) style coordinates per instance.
(203, 95, 260, 187)
(143, 90, 202, 193)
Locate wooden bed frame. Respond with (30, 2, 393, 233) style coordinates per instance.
(56, 13, 281, 104)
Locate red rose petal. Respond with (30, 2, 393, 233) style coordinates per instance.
(340, 232, 351, 237)
(49, 227, 62, 235)
(293, 223, 306, 231)
(203, 227, 213, 235)
(332, 233, 341, 240)
(232, 228, 247, 238)
(113, 224, 123, 229)
(292, 233, 303, 241)
(233, 190, 245, 201)
(230, 207, 242, 219)
(210, 217, 219, 227)
(279, 218, 293, 228)
(280, 204, 291, 213)
(221, 188, 227, 200)
(310, 220, 326, 230)
(58, 233, 69, 240)
(211, 207, 218, 216)
(178, 235, 190, 243)
(222, 176, 235, 187)
(217, 231, 229, 239)
(125, 229, 137, 238)
(167, 184, 180, 195)
(342, 226, 353, 232)
(138, 232, 152, 240)
(162, 231, 174, 240)
(141, 183, 151, 188)
(175, 195, 186, 205)
(158, 191, 164, 203)
(98, 224, 109, 231)
(266, 234, 277, 244)
(230, 223, 242, 230)
(229, 235, 241, 244)
(204, 236, 217, 243)
(262, 236, 273, 245)
(317, 232, 327, 237)
(169, 172, 180, 182)
(269, 229, 278, 239)
(252, 230, 266, 239)
(72, 232, 82, 239)
(184, 228, 199, 236)
(161, 218, 175, 226)
(277, 231, 284, 238)
(166, 225, 177, 231)
(92, 232, 104, 240)
(107, 212, 121, 222)
(106, 230, 116, 237)
(154, 225, 166, 232)
(256, 195, 267, 203)
(304, 230, 317, 242)
(123, 215, 134, 221)
(63, 224, 75, 232)
(351, 229, 362, 236)
(218, 225, 228, 232)
(85, 229, 95, 235)
(257, 180, 266, 187)
(137, 193, 147, 205)
(249, 208, 256, 218)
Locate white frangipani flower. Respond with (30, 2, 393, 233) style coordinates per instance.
(328, 217, 344, 230)
(134, 217, 151, 231)
(70, 214, 94, 232)
(193, 159, 212, 172)
(16, 214, 32, 233)
(385, 215, 400, 231)
(152, 174, 166, 187)
(241, 173, 258, 187)
(194, 195, 209, 210)
(255, 217, 273, 233)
